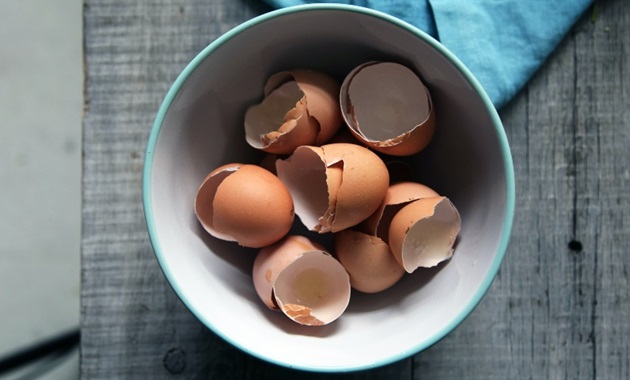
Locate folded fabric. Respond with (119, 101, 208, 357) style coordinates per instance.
(261, 0, 592, 109)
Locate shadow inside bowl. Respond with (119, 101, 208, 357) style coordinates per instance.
(257, 301, 343, 338)
(192, 206, 459, 325)
(193, 213, 256, 274)
(346, 260, 448, 314)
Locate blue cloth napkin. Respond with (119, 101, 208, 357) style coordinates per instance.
(261, 0, 592, 109)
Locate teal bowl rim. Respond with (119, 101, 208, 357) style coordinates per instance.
(143, 3, 516, 373)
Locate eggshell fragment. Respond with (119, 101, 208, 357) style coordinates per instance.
(340, 62, 435, 156)
(273, 250, 350, 326)
(283, 70, 343, 145)
(244, 80, 318, 154)
(252, 235, 351, 326)
(388, 197, 461, 273)
(275, 143, 389, 233)
(244, 70, 342, 154)
(253, 235, 325, 310)
(334, 229, 405, 293)
(194, 164, 294, 248)
(361, 181, 440, 241)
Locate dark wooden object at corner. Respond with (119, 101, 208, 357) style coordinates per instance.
(81, 0, 629, 378)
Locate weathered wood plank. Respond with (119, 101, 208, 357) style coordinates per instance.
(81, 1, 267, 378)
(578, 2, 630, 378)
(413, 1, 630, 378)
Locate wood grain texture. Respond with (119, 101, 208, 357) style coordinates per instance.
(81, 0, 629, 378)
(81, 1, 268, 379)
(413, 1, 630, 379)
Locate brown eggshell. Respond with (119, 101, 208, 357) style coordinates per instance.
(323, 144, 390, 232)
(252, 235, 325, 310)
(194, 164, 294, 248)
(276, 143, 389, 233)
(195, 163, 241, 242)
(245, 79, 319, 154)
(388, 197, 461, 273)
(287, 69, 343, 145)
(340, 61, 435, 156)
(320, 159, 343, 230)
(334, 229, 405, 293)
(360, 181, 440, 241)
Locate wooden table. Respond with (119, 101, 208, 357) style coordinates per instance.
(81, 0, 630, 378)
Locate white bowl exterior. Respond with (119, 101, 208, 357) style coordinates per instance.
(145, 5, 514, 372)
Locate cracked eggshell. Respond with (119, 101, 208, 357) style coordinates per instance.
(244, 77, 319, 154)
(273, 250, 350, 326)
(252, 235, 325, 310)
(244, 70, 342, 154)
(388, 197, 461, 273)
(340, 61, 435, 156)
(194, 164, 294, 248)
(252, 235, 351, 326)
(275, 143, 389, 233)
(285, 70, 343, 145)
(334, 229, 405, 293)
(360, 181, 440, 241)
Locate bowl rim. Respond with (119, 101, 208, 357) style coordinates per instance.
(142, 3, 516, 373)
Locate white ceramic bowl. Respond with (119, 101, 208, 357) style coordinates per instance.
(143, 4, 515, 373)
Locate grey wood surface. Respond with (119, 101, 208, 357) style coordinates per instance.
(81, 0, 630, 378)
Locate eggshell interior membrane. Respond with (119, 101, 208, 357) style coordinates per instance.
(340, 61, 435, 156)
(275, 146, 329, 232)
(273, 250, 351, 326)
(195, 164, 295, 248)
(244, 79, 318, 154)
(275, 143, 389, 233)
(252, 235, 325, 310)
(360, 181, 440, 241)
(334, 229, 405, 294)
(388, 196, 461, 273)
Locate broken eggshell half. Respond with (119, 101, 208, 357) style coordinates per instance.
(388, 196, 462, 273)
(244, 70, 342, 154)
(252, 235, 351, 326)
(360, 181, 440, 242)
(340, 61, 435, 156)
(194, 163, 294, 248)
(275, 143, 389, 233)
(334, 229, 405, 294)
(284, 70, 343, 145)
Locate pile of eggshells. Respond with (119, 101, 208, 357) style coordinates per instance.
(194, 62, 461, 327)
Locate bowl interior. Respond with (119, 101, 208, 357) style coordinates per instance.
(144, 5, 514, 372)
